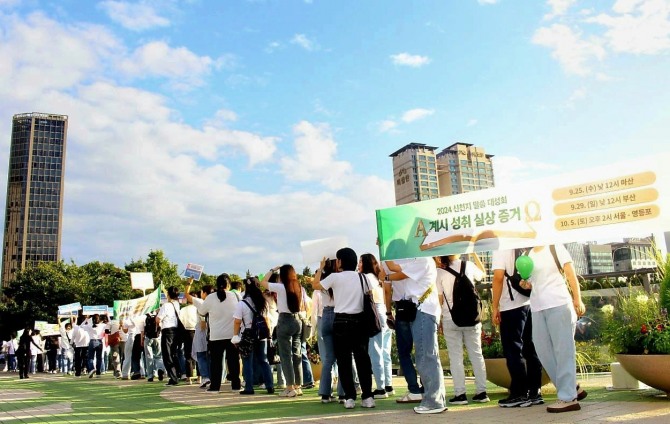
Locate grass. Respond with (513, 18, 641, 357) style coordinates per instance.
(0, 373, 667, 423)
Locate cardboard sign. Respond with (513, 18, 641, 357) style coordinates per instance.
(58, 302, 82, 315)
(130, 272, 154, 291)
(184, 263, 204, 281)
(82, 305, 109, 315)
(300, 236, 349, 264)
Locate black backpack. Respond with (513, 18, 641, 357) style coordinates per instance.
(444, 260, 483, 327)
(504, 249, 532, 300)
(242, 300, 270, 340)
(145, 313, 161, 339)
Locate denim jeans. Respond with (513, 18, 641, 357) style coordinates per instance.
(58, 348, 72, 373)
(9, 354, 17, 371)
(333, 313, 373, 401)
(500, 305, 542, 398)
(196, 351, 210, 379)
(317, 307, 344, 397)
(87, 339, 103, 375)
(411, 311, 445, 409)
(242, 339, 274, 391)
(369, 303, 393, 389)
(144, 337, 164, 378)
(277, 313, 303, 386)
(301, 342, 315, 385)
(442, 320, 487, 396)
(395, 316, 421, 394)
(30, 355, 37, 374)
(532, 304, 577, 402)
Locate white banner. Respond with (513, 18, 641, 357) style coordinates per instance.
(130, 272, 154, 291)
(301, 236, 350, 264)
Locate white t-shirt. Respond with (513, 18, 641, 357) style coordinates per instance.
(179, 304, 198, 330)
(397, 257, 441, 318)
(71, 325, 90, 348)
(196, 291, 238, 340)
(528, 245, 573, 312)
(268, 282, 300, 314)
(436, 260, 485, 321)
(320, 271, 367, 314)
(491, 249, 531, 312)
(158, 300, 180, 329)
(367, 273, 384, 305)
(382, 261, 409, 302)
(233, 299, 257, 331)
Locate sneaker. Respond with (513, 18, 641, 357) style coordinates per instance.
(413, 405, 448, 414)
(576, 385, 588, 401)
(181, 374, 188, 380)
(361, 397, 376, 408)
(88, 370, 95, 379)
(448, 394, 468, 405)
(385, 385, 395, 395)
(321, 395, 336, 403)
(130, 374, 141, 381)
(344, 399, 355, 409)
(266, 388, 275, 394)
(258, 383, 266, 389)
(158, 370, 165, 381)
(205, 388, 219, 393)
(528, 394, 545, 405)
(279, 389, 297, 397)
(373, 389, 388, 399)
(547, 400, 581, 413)
(498, 396, 531, 408)
(396, 392, 423, 403)
(472, 392, 490, 403)
(199, 380, 211, 389)
(239, 390, 255, 395)
(295, 388, 303, 396)
(147, 377, 154, 382)
(164, 380, 178, 386)
(302, 382, 315, 389)
(338, 396, 346, 404)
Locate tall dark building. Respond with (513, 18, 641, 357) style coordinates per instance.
(2, 113, 67, 288)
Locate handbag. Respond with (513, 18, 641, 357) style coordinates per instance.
(360, 273, 382, 337)
(267, 339, 280, 365)
(237, 328, 255, 358)
(395, 299, 418, 322)
(170, 302, 187, 343)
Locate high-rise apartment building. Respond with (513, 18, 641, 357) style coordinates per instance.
(436, 142, 495, 195)
(2, 112, 68, 288)
(390, 143, 440, 205)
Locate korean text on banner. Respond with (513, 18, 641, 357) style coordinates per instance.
(113, 284, 162, 324)
(130, 272, 154, 291)
(301, 236, 349, 264)
(376, 153, 670, 261)
(184, 263, 204, 281)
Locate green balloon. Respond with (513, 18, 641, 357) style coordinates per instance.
(258, 273, 265, 281)
(515, 255, 534, 280)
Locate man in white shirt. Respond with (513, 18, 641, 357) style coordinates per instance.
(179, 299, 198, 379)
(491, 249, 543, 407)
(383, 257, 447, 415)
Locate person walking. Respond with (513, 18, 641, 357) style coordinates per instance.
(312, 248, 375, 410)
(71, 315, 90, 377)
(17, 328, 41, 379)
(156, 286, 183, 386)
(184, 282, 215, 389)
(81, 314, 109, 378)
(144, 312, 165, 382)
(195, 274, 241, 392)
(261, 265, 304, 398)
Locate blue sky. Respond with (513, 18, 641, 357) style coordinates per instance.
(1, 0, 669, 276)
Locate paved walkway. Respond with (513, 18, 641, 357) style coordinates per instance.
(1, 372, 668, 423)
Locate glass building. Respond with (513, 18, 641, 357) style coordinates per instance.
(390, 143, 440, 205)
(2, 112, 68, 288)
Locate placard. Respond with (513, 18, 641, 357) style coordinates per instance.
(58, 302, 82, 315)
(130, 272, 154, 291)
(113, 285, 162, 324)
(184, 263, 204, 281)
(300, 236, 349, 264)
(82, 305, 109, 315)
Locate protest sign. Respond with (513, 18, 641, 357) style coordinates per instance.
(377, 153, 670, 261)
(58, 302, 81, 315)
(34, 321, 49, 334)
(130, 272, 154, 291)
(41, 323, 61, 336)
(301, 236, 349, 264)
(113, 285, 162, 324)
(82, 305, 109, 315)
(184, 263, 204, 281)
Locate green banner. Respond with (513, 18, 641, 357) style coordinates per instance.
(113, 284, 162, 323)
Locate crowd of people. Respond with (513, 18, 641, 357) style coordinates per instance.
(2, 244, 588, 415)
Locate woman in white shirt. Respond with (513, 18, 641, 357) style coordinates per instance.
(81, 314, 110, 378)
(312, 247, 375, 410)
(261, 265, 304, 398)
(360, 253, 393, 399)
(196, 274, 241, 392)
(437, 254, 488, 405)
(157, 286, 184, 386)
(232, 277, 274, 395)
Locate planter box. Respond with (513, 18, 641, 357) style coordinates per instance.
(616, 354, 670, 396)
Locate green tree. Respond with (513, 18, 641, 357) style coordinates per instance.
(125, 250, 181, 290)
(81, 261, 137, 306)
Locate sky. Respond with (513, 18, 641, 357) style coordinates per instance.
(1, 0, 669, 277)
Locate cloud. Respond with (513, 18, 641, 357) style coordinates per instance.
(492, 155, 561, 187)
(99, 0, 170, 31)
(532, 24, 606, 75)
(390, 53, 431, 67)
(586, 0, 670, 55)
(477, 0, 499, 4)
(290, 34, 319, 51)
(544, 0, 577, 20)
(467, 118, 478, 127)
(117, 41, 231, 89)
(378, 120, 399, 133)
(265, 41, 282, 53)
(280, 121, 353, 189)
(401, 108, 434, 123)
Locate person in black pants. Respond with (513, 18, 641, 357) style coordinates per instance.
(157, 286, 183, 385)
(17, 327, 41, 379)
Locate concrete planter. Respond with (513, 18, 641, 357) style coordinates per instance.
(616, 354, 670, 396)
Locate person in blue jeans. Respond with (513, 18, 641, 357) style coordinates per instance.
(232, 277, 274, 395)
(184, 283, 215, 388)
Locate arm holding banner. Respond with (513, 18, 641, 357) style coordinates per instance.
(311, 258, 326, 291)
(565, 262, 586, 317)
(260, 268, 277, 291)
(184, 277, 195, 303)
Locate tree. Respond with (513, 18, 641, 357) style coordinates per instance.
(125, 250, 181, 290)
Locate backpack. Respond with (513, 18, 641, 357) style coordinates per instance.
(242, 300, 270, 340)
(145, 313, 161, 339)
(444, 260, 483, 327)
(504, 249, 532, 300)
